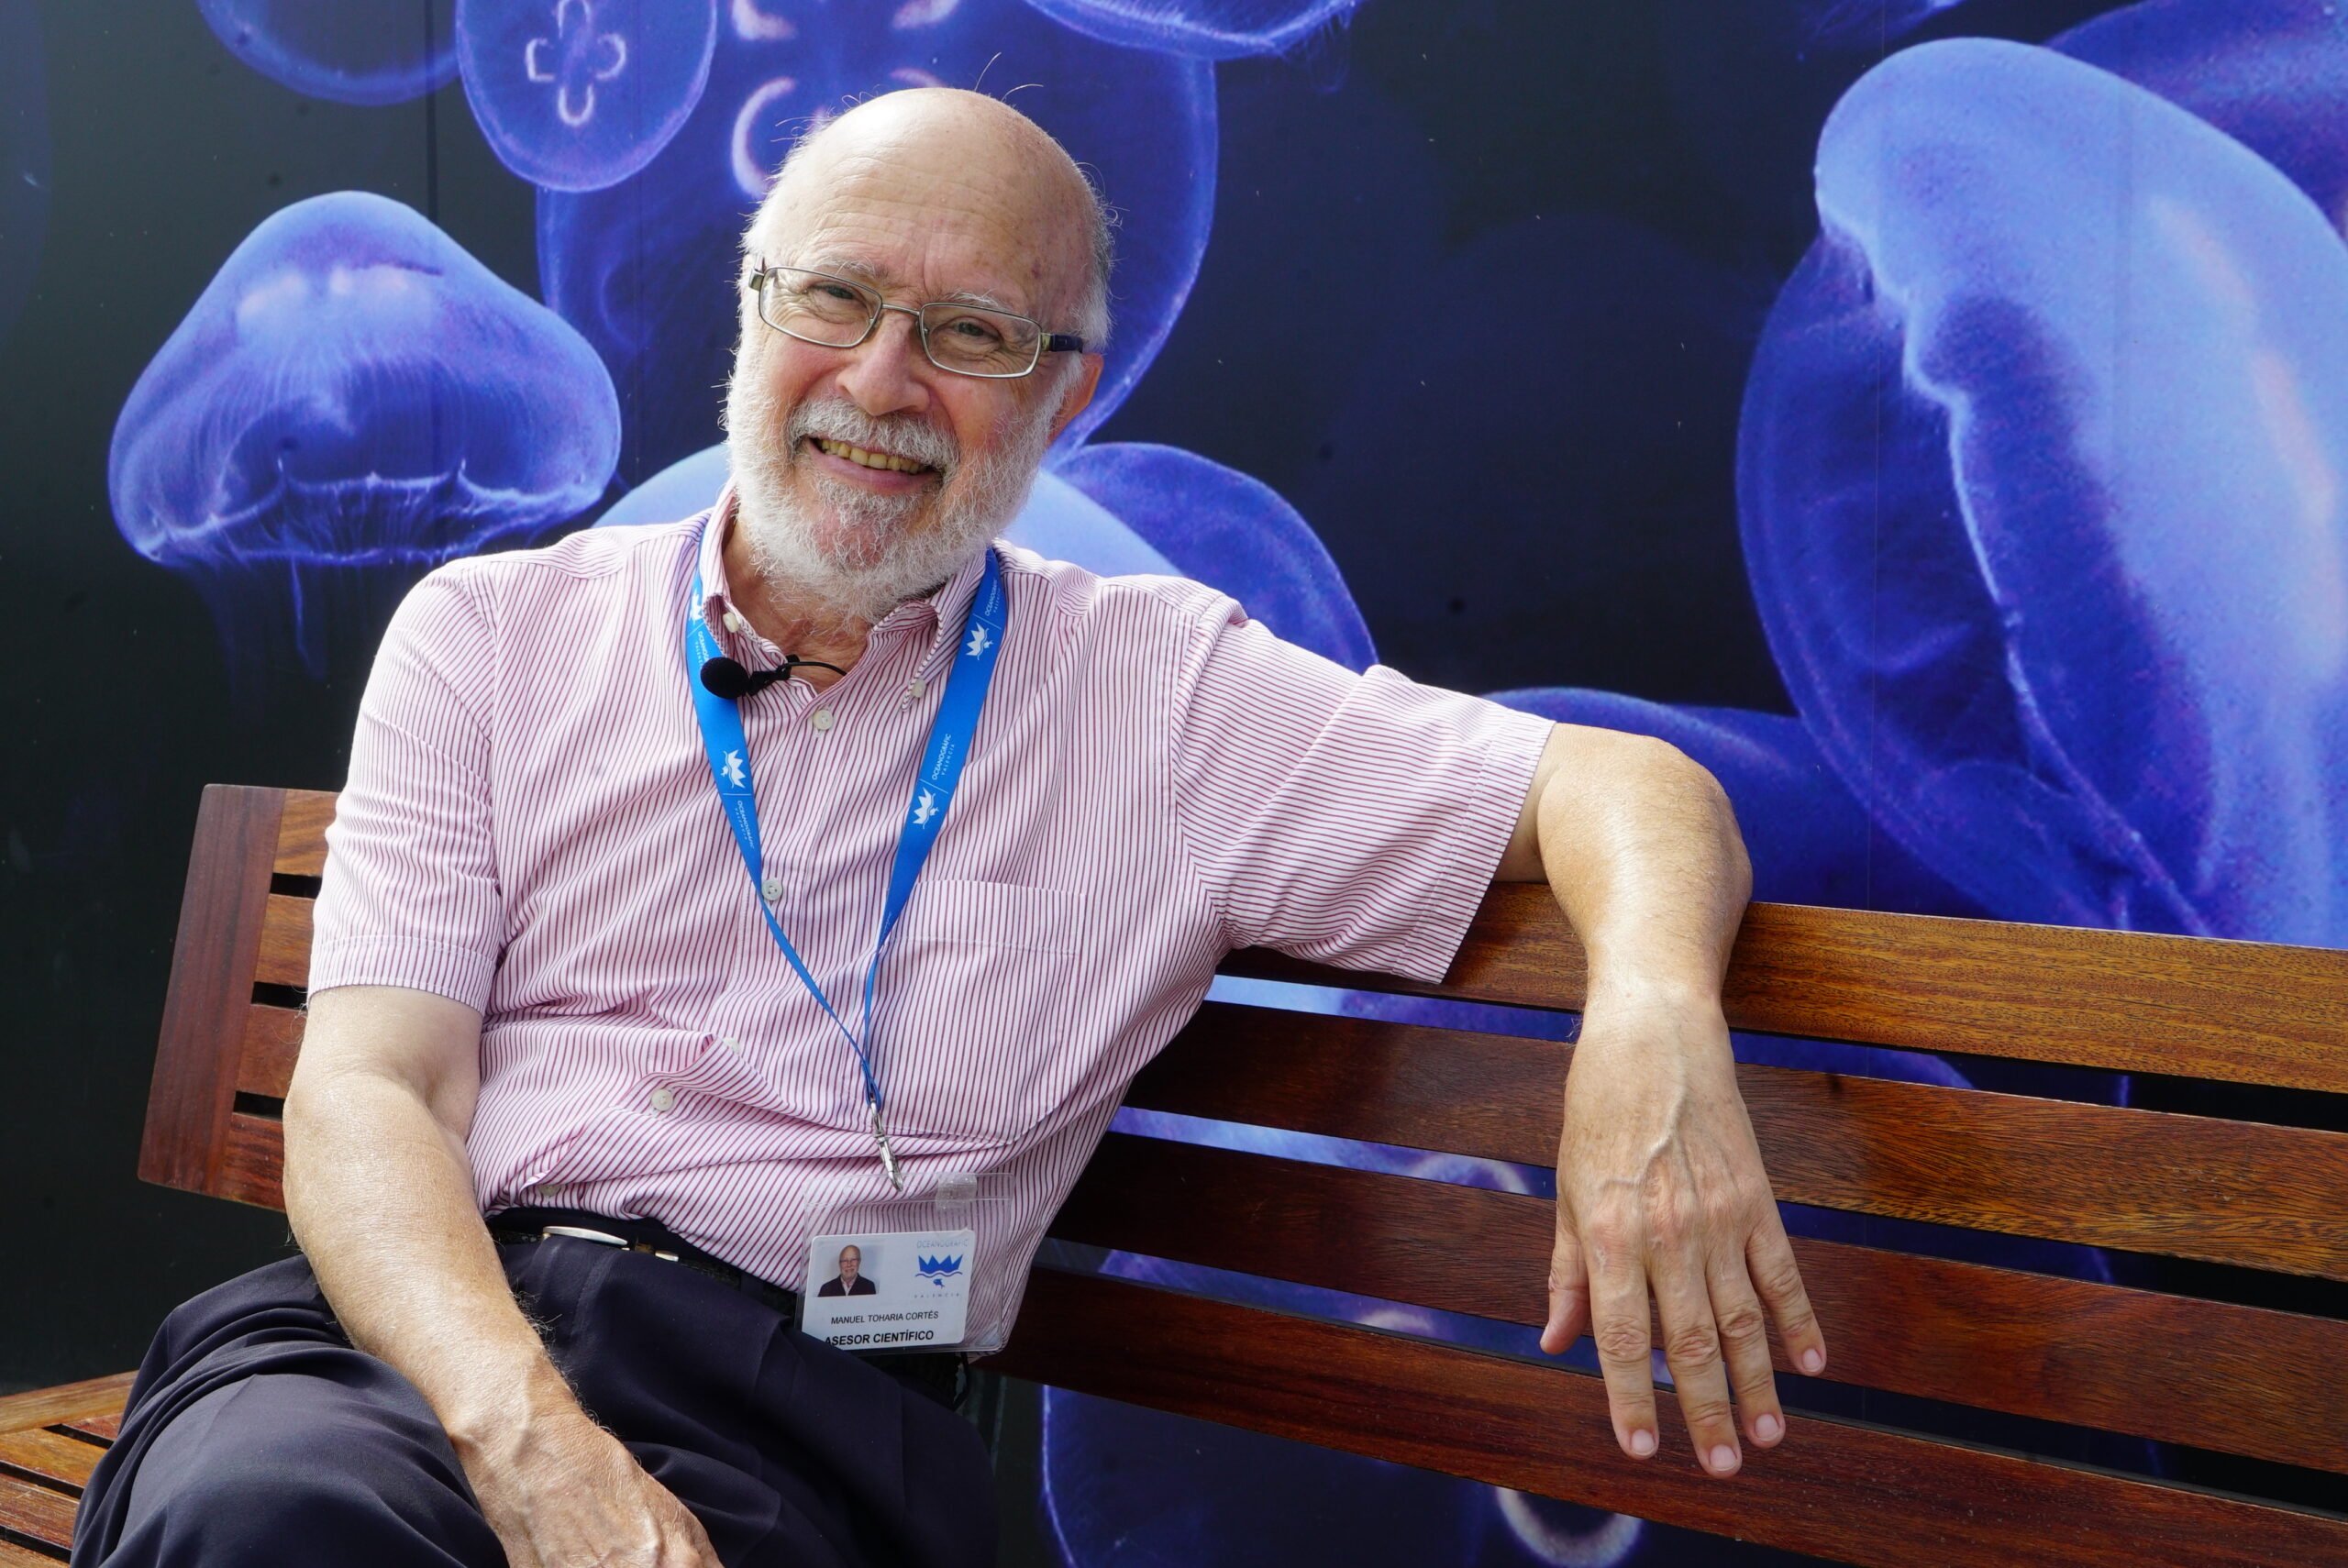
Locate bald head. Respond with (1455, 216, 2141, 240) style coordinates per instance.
(745, 88, 1111, 346)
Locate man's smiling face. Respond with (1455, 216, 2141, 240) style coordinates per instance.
(723, 91, 1102, 621)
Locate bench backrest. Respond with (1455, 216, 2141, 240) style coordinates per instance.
(144, 784, 2348, 1567)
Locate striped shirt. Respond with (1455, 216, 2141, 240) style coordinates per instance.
(311, 489, 1553, 1346)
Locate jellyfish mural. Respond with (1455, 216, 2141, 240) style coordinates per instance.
(0, 0, 49, 347)
(593, 435, 1375, 667)
(109, 191, 622, 685)
(537, 0, 1216, 484)
(593, 436, 1183, 579)
(2054, 0, 2348, 228)
(1023, 0, 1363, 59)
(1798, 0, 1974, 51)
(194, 0, 460, 106)
(1740, 39, 2348, 945)
(454, 0, 719, 192)
(1054, 442, 1376, 669)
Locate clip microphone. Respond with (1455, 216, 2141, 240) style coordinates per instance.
(699, 654, 848, 701)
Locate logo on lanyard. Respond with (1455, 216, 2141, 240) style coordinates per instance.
(684, 530, 1009, 1190)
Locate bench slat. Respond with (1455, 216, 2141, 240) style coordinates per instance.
(0, 1472, 76, 1557)
(0, 1538, 68, 1566)
(986, 1270, 2348, 1568)
(235, 1003, 305, 1100)
(1056, 1132, 2348, 1473)
(1229, 888, 2348, 1091)
(1135, 1003, 2348, 1278)
(218, 1111, 286, 1210)
(139, 786, 285, 1197)
(0, 1375, 132, 1439)
(0, 1430, 100, 1491)
(272, 789, 336, 878)
(254, 893, 312, 990)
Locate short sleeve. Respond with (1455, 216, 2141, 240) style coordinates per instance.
(1168, 602, 1553, 981)
(309, 567, 504, 1010)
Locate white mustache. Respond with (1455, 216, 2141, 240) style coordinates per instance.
(785, 396, 958, 475)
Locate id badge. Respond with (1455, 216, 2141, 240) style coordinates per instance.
(801, 1172, 1015, 1353)
(800, 1227, 978, 1352)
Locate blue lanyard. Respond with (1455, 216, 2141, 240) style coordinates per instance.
(685, 540, 1008, 1188)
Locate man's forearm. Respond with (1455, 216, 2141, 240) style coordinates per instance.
(1512, 724, 1753, 1005)
(282, 993, 576, 1450)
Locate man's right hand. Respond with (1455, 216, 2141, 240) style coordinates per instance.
(453, 1400, 721, 1568)
(283, 987, 723, 1566)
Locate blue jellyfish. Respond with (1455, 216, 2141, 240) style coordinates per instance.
(589, 436, 1179, 580)
(0, 0, 49, 347)
(592, 436, 1369, 660)
(1056, 442, 1376, 670)
(454, 0, 718, 192)
(109, 191, 621, 684)
(1020, 0, 1364, 60)
(195, 0, 459, 106)
(1491, 689, 1978, 918)
(537, 0, 1215, 484)
(1741, 39, 2348, 944)
(2054, 0, 2348, 228)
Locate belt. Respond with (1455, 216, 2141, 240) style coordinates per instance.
(485, 1206, 968, 1410)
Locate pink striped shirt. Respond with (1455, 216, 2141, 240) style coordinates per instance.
(312, 491, 1552, 1343)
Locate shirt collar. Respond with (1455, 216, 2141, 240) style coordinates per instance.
(698, 481, 997, 676)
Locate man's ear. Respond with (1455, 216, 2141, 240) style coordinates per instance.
(1049, 352, 1105, 440)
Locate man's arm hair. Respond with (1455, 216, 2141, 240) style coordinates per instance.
(282, 986, 580, 1452)
(1494, 723, 1749, 986)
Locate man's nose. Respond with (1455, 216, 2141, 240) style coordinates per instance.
(836, 306, 932, 420)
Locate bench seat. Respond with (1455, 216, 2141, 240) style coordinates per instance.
(8, 782, 2345, 1566)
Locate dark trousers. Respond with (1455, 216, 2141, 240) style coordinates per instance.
(72, 1240, 996, 1567)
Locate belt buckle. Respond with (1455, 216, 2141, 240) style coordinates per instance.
(541, 1224, 627, 1247)
(540, 1224, 680, 1263)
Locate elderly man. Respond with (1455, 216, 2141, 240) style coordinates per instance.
(74, 89, 1822, 1568)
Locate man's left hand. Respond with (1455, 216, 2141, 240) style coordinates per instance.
(1536, 990, 1826, 1476)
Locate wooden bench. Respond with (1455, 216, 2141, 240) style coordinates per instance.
(6, 781, 2347, 1565)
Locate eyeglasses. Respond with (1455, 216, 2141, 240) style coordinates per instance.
(746, 265, 1087, 380)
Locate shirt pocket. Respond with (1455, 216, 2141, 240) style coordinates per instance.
(870, 878, 1090, 1146)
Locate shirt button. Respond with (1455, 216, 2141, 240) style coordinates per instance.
(760, 875, 783, 902)
(721, 1035, 743, 1052)
(722, 610, 746, 634)
(649, 1087, 676, 1114)
(908, 676, 925, 699)
(811, 707, 835, 732)
(532, 1182, 564, 1203)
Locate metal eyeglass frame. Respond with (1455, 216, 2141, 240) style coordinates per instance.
(746, 264, 1087, 381)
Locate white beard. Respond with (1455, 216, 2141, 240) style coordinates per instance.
(725, 376, 1057, 626)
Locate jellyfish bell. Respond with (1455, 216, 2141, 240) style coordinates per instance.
(1019, 0, 1364, 60)
(455, 0, 719, 192)
(109, 190, 620, 687)
(537, 0, 1214, 484)
(1054, 442, 1374, 669)
(1741, 39, 2348, 945)
(2054, 0, 2348, 230)
(195, 0, 459, 106)
(593, 436, 1183, 578)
